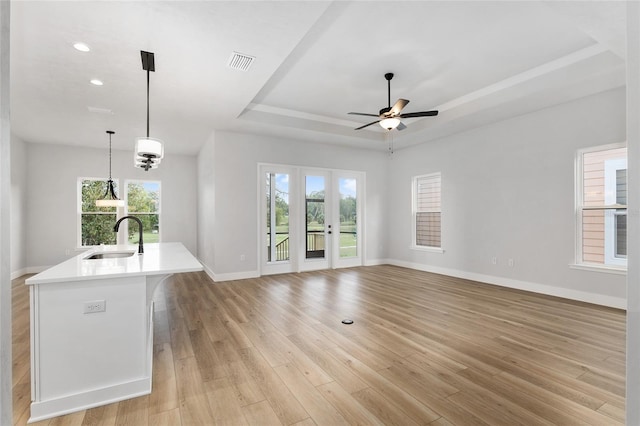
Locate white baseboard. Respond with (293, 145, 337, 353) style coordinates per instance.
(197, 259, 259, 282)
(11, 266, 50, 280)
(386, 259, 626, 310)
(364, 258, 390, 266)
(28, 377, 151, 423)
(213, 270, 260, 282)
(200, 262, 216, 282)
(11, 269, 27, 280)
(134, 256, 625, 309)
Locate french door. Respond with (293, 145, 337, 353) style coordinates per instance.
(259, 165, 363, 275)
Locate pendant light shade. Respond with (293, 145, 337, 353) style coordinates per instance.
(96, 131, 125, 207)
(135, 137, 163, 159)
(135, 50, 164, 171)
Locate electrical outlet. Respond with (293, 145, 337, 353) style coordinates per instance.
(508, 259, 514, 267)
(491, 257, 497, 265)
(83, 300, 106, 314)
(240, 254, 246, 261)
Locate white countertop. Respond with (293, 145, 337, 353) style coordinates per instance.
(25, 242, 203, 285)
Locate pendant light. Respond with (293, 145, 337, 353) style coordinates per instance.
(135, 50, 163, 171)
(96, 130, 125, 207)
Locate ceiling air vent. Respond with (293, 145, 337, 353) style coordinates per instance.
(227, 51, 255, 72)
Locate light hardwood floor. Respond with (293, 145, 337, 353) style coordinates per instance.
(12, 265, 625, 425)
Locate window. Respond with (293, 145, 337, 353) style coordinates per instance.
(576, 144, 627, 269)
(126, 181, 161, 244)
(78, 178, 119, 246)
(78, 178, 161, 247)
(412, 173, 442, 249)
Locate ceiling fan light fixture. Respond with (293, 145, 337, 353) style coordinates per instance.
(380, 117, 401, 130)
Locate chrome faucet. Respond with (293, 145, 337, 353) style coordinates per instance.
(113, 216, 144, 254)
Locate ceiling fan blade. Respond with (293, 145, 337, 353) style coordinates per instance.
(389, 99, 409, 116)
(348, 112, 380, 117)
(354, 120, 380, 130)
(397, 121, 407, 131)
(399, 110, 439, 118)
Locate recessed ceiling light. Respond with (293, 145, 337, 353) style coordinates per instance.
(73, 42, 90, 52)
(90, 79, 103, 86)
(87, 106, 113, 115)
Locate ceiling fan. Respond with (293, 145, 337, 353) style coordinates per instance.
(349, 73, 438, 131)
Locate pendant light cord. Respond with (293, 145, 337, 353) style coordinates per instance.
(107, 131, 114, 180)
(146, 68, 150, 138)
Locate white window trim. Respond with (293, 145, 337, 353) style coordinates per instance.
(411, 172, 443, 252)
(410, 245, 445, 254)
(603, 158, 627, 266)
(574, 142, 627, 273)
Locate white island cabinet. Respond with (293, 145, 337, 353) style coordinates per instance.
(25, 242, 203, 422)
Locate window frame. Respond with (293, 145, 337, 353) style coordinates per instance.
(574, 142, 627, 272)
(411, 172, 444, 253)
(77, 177, 161, 249)
(77, 177, 123, 248)
(603, 157, 627, 266)
(124, 179, 162, 245)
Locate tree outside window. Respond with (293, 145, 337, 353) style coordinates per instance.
(126, 181, 161, 244)
(79, 178, 160, 247)
(79, 179, 118, 246)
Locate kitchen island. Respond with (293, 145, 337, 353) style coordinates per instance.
(25, 242, 203, 422)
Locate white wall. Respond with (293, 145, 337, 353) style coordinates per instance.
(197, 131, 215, 276)
(626, 1, 640, 422)
(25, 143, 198, 269)
(0, 2, 10, 423)
(10, 134, 26, 277)
(387, 87, 627, 308)
(198, 130, 389, 278)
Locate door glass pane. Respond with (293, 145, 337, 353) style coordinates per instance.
(339, 178, 357, 258)
(306, 176, 325, 259)
(266, 173, 271, 261)
(266, 173, 289, 262)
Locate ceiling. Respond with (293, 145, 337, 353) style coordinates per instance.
(10, 1, 627, 155)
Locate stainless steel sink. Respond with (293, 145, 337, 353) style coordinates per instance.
(85, 251, 135, 260)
